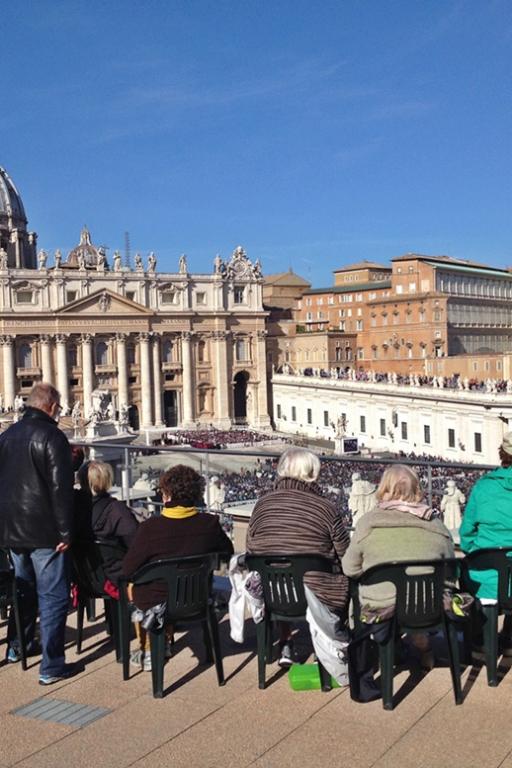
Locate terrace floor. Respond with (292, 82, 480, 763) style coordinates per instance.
(0, 608, 510, 768)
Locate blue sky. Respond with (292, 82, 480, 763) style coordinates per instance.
(2, 1, 511, 285)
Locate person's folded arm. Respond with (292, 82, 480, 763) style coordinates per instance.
(341, 537, 364, 579)
(46, 433, 74, 545)
(332, 514, 351, 563)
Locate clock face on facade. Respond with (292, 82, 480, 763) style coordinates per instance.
(232, 258, 247, 277)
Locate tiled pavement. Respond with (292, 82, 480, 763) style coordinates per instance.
(0, 610, 511, 768)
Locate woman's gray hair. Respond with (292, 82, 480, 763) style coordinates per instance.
(277, 447, 321, 483)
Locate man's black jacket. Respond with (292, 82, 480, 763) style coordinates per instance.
(0, 407, 73, 548)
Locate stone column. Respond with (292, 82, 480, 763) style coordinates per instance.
(116, 333, 129, 409)
(81, 334, 94, 418)
(1, 335, 16, 410)
(152, 334, 164, 427)
(254, 330, 271, 428)
(138, 332, 153, 427)
(55, 334, 69, 412)
(212, 331, 231, 428)
(40, 335, 53, 383)
(181, 331, 194, 426)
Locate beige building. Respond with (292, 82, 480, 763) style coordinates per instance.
(290, 253, 512, 378)
(0, 167, 270, 430)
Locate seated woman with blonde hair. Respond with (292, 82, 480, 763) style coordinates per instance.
(342, 464, 454, 671)
(76, 460, 138, 597)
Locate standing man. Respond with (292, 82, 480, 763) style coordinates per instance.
(0, 382, 81, 684)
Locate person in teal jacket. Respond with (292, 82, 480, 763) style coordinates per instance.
(460, 432, 512, 649)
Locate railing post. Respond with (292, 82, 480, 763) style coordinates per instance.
(122, 446, 131, 503)
(427, 463, 433, 508)
(205, 452, 210, 512)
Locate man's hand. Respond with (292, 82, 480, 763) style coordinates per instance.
(55, 542, 69, 553)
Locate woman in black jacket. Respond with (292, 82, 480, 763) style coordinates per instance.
(77, 460, 138, 596)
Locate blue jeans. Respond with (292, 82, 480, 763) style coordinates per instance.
(9, 548, 70, 676)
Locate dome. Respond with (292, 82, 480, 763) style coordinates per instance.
(0, 165, 36, 268)
(66, 226, 106, 269)
(0, 166, 27, 224)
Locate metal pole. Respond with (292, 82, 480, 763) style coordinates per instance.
(427, 463, 433, 508)
(122, 446, 131, 503)
(205, 452, 210, 513)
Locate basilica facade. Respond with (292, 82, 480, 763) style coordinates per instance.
(0, 166, 270, 430)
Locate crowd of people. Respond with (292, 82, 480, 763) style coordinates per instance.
(214, 453, 484, 526)
(278, 365, 512, 394)
(159, 428, 283, 449)
(1, 380, 512, 706)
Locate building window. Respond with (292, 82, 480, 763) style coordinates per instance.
(434, 310, 441, 321)
(448, 428, 455, 448)
(276, 404, 282, 419)
(127, 345, 136, 364)
(68, 346, 77, 368)
(95, 341, 108, 365)
(360, 415, 366, 433)
(161, 291, 176, 305)
(357, 347, 364, 359)
(16, 291, 33, 304)
(291, 406, 297, 422)
(196, 292, 206, 305)
(424, 425, 431, 444)
(356, 320, 363, 331)
(198, 389, 207, 412)
(234, 286, 245, 304)
(401, 421, 408, 440)
(197, 340, 206, 363)
(126, 291, 136, 302)
(323, 410, 329, 427)
(163, 339, 173, 362)
(18, 343, 32, 368)
(474, 432, 482, 453)
(380, 418, 386, 436)
(307, 408, 312, 424)
(409, 282, 416, 293)
(66, 290, 77, 303)
(235, 338, 248, 362)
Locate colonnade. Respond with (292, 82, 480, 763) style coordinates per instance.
(0, 328, 250, 428)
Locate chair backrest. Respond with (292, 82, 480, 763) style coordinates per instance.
(356, 558, 459, 629)
(245, 553, 338, 619)
(72, 539, 127, 597)
(462, 547, 512, 611)
(129, 554, 218, 621)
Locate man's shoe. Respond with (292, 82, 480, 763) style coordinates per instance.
(142, 653, 152, 672)
(39, 663, 83, 686)
(278, 642, 294, 668)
